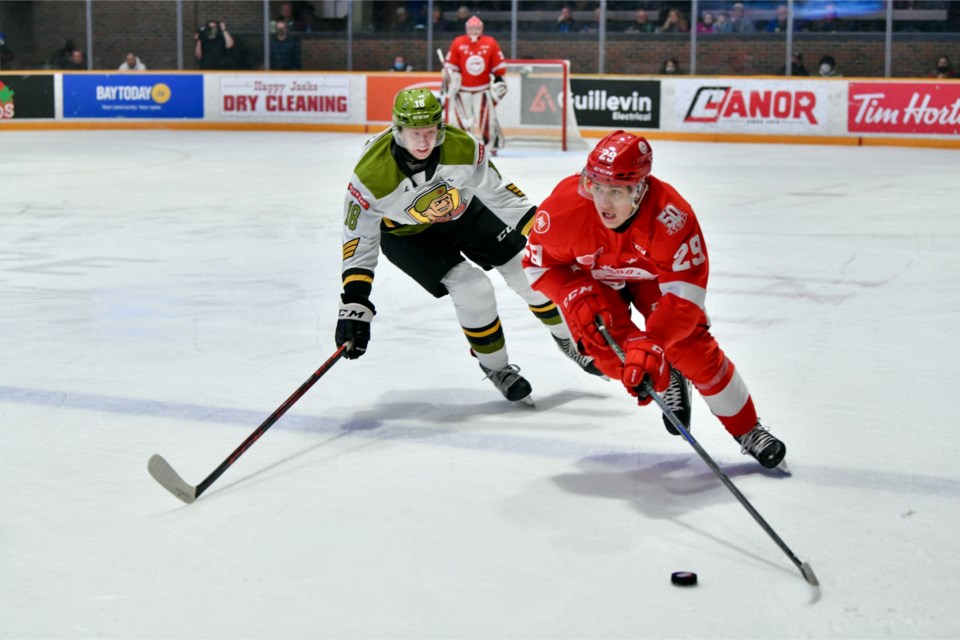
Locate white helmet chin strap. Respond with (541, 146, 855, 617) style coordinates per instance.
(630, 178, 650, 213)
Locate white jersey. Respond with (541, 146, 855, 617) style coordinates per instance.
(340, 126, 534, 295)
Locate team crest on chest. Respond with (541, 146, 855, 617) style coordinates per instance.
(534, 211, 550, 234)
(406, 182, 467, 224)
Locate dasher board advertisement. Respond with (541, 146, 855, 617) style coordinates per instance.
(848, 82, 960, 136)
(570, 78, 660, 128)
(219, 75, 351, 119)
(63, 75, 203, 118)
(672, 79, 836, 135)
(0, 75, 55, 119)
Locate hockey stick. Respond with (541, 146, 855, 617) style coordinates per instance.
(595, 318, 819, 587)
(436, 49, 448, 112)
(482, 90, 505, 151)
(147, 342, 352, 504)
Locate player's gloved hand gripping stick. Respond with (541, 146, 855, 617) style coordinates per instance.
(595, 316, 819, 587)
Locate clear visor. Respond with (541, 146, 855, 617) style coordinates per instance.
(466, 25, 482, 38)
(392, 123, 445, 149)
(577, 171, 642, 204)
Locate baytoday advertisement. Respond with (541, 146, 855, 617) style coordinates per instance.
(63, 74, 203, 118)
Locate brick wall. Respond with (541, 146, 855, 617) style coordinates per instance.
(27, 0, 273, 70)
(314, 32, 958, 79)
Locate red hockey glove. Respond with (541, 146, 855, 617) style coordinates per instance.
(560, 280, 613, 352)
(622, 334, 669, 405)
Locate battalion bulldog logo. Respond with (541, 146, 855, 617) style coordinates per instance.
(406, 183, 468, 224)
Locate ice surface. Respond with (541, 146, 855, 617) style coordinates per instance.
(2, 130, 959, 638)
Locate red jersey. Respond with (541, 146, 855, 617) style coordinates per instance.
(445, 34, 506, 92)
(523, 174, 710, 349)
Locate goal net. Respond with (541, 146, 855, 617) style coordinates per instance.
(494, 59, 588, 151)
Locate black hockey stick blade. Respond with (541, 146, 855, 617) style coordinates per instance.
(594, 316, 820, 587)
(147, 343, 351, 504)
(147, 454, 197, 504)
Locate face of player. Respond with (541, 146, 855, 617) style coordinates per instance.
(400, 125, 439, 160)
(466, 24, 482, 41)
(587, 180, 638, 228)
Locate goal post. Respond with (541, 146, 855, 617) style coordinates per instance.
(494, 59, 588, 151)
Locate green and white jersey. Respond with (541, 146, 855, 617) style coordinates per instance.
(340, 126, 534, 299)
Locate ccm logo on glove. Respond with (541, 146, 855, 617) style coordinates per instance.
(338, 304, 372, 321)
(562, 285, 594, 308)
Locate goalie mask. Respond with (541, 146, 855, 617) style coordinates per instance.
(466, 16, 483, 41)
(578, 130, 653, 211)
(391, 88, 445, 149)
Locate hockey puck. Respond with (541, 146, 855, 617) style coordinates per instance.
(671, 571, 698, 587)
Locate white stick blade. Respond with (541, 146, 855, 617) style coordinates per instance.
(148, 454, 197, 504)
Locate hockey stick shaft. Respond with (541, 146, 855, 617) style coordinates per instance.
(436, 49, 448, 113)
(148, 342, 352, 503)
(595, 319, 819, 586)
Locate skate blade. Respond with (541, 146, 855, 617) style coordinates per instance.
(515, 396, 536, 408)
(774, 460, 792, 476)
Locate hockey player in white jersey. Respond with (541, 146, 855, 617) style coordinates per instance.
(335, 88, 602, 404)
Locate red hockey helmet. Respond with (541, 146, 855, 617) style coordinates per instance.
(466, 16, 483, 40)
(578, 130, 653, 202)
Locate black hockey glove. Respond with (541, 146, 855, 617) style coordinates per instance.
(335, 294, 375, 359)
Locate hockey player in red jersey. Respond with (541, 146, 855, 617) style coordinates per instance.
(522, 131, 787, 469)
(443, 15, 507, 151)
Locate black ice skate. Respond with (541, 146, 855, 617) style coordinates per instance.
(552, 335, 606, 378)
(736, 423, 787, 469)
(480, 363, 534, 406)
(660, 367, 692, 436)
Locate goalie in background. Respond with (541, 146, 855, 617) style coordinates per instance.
(443, 15, 508, 152)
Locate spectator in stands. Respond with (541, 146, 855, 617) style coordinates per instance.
(764, 4, 791, 33)
(697, 11, 716, 33)
(118, 52, 147, 71)
(581, 6, 603, 33)
(276, 1, 302, 31)
(389, 54, 414, 72)
(394, 6, 415, 31)
(557, 5, 578, 33)
(270, 18, 302, 70)
(299, 3, 318, 33)
(432, 6, 450, 32)
(712, 11, 732, 33)
(626, 8, 657, 33)
(0, 32, 14, 70)
(728, 2, 757, 33)
(60, 48, 85, 70)
(195, 20, 235, 70)
(50, 39, 80, 70)
(932, 55, 955, 78)
(658, 7, 688, 33)
(777, 50, 809, 76)
(452, 5, 472, 31)
(817, 54, 841, 77)
(810, 2, 842, 32)
(660, 57, 682, 74)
